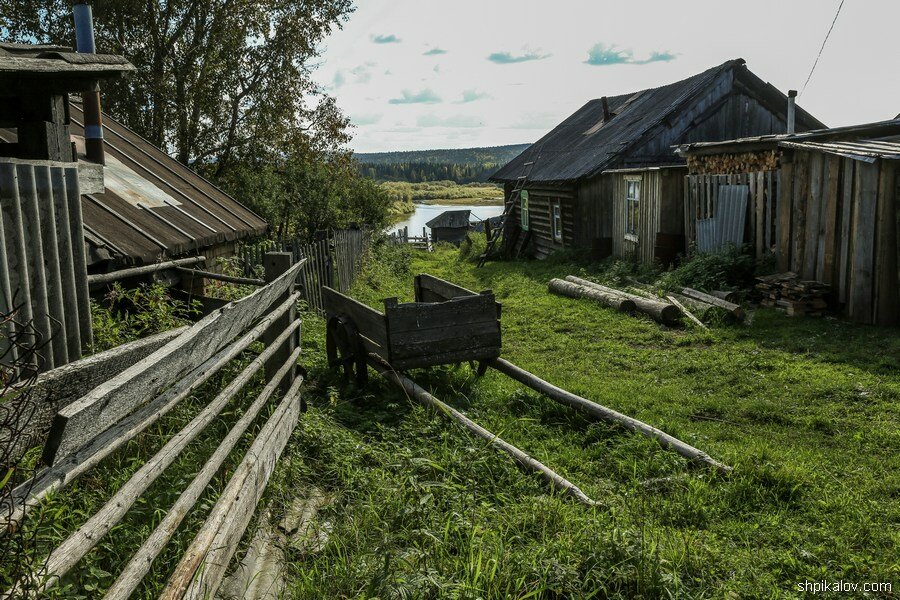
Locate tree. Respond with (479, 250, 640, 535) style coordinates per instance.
(1, 0, 354, 169)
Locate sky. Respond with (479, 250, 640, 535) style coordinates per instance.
(313, 0, 900, 153)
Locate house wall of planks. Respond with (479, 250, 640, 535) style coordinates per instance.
(0, 158, 93, 375)
(684, 150, 899, 325)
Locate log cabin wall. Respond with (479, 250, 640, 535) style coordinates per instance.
(508, 184, 576, 259)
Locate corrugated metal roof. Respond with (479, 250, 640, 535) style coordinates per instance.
(426, 209, 471, 229)
(777, 139, 900, 162)
(491, 59, 822, 184)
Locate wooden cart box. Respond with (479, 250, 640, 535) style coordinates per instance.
(322, 274, 501, 370)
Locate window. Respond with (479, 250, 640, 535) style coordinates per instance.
(551, 200, 563, 242)
(624, 177, 641, 240)
(520, 190, 529, 231)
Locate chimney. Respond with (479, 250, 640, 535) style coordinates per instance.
(786, 89, 797, 135)
(74, 3, 104, 164)
(601, 96, 610, 121)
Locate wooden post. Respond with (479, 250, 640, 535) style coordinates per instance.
(263, 252, 296, 393)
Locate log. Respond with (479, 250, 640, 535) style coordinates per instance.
(564, 276, 680, 324)
(666, 295, 708, 330)
(489, 357, 730, 473)
(102, 349, 302, 600)
(679, 287, 745, 319)
(368, 354, 599, 506)
(548, 278, 636, 312)
(161, 377, 304, 600)
(86, 256, 206, 285)
(709, 290, 738, 303)
(24, 320, 301, 594)
(0, 293, 300, 533)
(667, 292, 716, 316)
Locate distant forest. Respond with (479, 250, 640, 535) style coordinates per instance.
(356, 144, 531, 183)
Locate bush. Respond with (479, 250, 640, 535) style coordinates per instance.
(458, 232, 487, 264)
(90, 283, 198, 353)
(657, 244, 757, 292)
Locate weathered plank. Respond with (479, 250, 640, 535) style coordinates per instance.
(322, 286, 387, 346)
(777, 160, 793, 271)
(161, 377, 304, 600)
(391, 347, 502, 370)
(27, 321, 301, 593)
(838, 157, 855, 303)
(102, 349, 302, 600)
(874, 163, 898, 325)
(44, 259, 305, 465)
(802, 152, 822, 279)
(821, 155, 841, 285)
(415, 273, 502, 315)
(0, 326, 185, 466)
(384, 294, 499, 333)
(0, 293, 300, 532)
(679, 287, 745, 319)
(175, 266, 264, 287)
(848, 161, 879, 323)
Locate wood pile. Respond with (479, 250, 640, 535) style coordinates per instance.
(686, 150, 779, 175)
(756, 272, 830, 317)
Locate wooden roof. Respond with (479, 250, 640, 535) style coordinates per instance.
(426, 209, 471, 229)
(0, 42, 133, 81)
(491, 59, 823, 184)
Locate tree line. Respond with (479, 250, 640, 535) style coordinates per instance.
(1, 0, 392, 241)
(358, 162, 504, 184)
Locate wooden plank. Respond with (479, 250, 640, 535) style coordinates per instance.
(34, 165, 68, 367)
(766, 170, 774, 252)
(392, 347, 501, 370)
(802, 152, 823, 280)
(415, 273, 480, 301)
(791, 152, 809, 273)
(50, 166, 81, 360)
(755, 171, 765, 257)
(102, 349, 302, 600)
(44, 259, 306, 465)
(17, 163, 53, 369)
(24, 321, 301, 594)
(848, 160, 879, 323)
(161, 377, 303, 600)
(838, 158, 855, 303)
(748, 172, 758, 255)
(777, 160, 793, 271)
(175, 267, 264, 287)
(385, 294, 499, 334)
(679, 287, 745, 319)
(322, 286, 388, 346)
(821, 155, 841, 285)
(390, 326, 501, 361)
(874, 163, 898, 325)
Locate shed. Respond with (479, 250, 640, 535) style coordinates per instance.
(677, 120, 900, 325)
(426, 209, 471, 245)
(490, 58, 823, 263)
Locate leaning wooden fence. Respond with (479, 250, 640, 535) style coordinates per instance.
(240, 229, 371, 314)
(2, 254, 306, 599)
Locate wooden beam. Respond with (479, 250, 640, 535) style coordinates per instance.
(666, 295, 708, 330)
(161, 377, 304, 600)
(87, 256, 206, 285)
(489, 358, 730, 472)
(679, 287, 745, 320)
(44, 259, 305, 465)
(175, 267, 264, 287)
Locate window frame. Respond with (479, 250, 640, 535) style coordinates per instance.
(624, 176, 641, 242)
(551, 199, 563, 242)
(520, 190, 529, 231)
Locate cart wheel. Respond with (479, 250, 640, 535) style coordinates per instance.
(326, 314, 368, 388)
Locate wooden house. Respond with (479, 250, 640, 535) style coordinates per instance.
(490, 58, 824, 262)
(677, 120, 900, 325)
(426, 209, 471, 245)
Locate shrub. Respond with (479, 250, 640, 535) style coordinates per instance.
(657, 244, 757, 292)
(458, 232, 487, 264)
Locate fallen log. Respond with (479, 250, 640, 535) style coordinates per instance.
(548, 278, 636, 312)
(679, 287, 745, 320)
(710, 290, 739, 303)
(564, 276, 680, 324)
(666, 295, 708, 330)
(87, 256, 206, 286)
(489, 357, 731, 473)
(368, 354, 599, 506)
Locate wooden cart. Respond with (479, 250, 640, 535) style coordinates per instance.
(322, 274, 501, 385)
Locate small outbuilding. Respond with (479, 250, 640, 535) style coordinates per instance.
(426, 209, 471, 245)
(677, 120, 900, 325)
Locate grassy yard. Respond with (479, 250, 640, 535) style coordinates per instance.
(272, 243, 899, 598)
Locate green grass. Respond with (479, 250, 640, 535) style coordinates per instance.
(271, 242, 900, 598)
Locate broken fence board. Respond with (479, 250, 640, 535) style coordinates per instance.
(44, 259, 305, 465)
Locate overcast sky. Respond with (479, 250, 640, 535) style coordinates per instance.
(314, 0, 899, 153)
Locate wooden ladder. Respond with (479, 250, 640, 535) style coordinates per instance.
(478, 159, 535, 267)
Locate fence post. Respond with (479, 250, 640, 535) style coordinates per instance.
(263, 252, 297, 394)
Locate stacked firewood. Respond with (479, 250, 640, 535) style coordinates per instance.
(756, 272, 830, 317)
(687, 150, 779, 175)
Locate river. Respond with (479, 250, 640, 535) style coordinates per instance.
(389, 202, 505, 236)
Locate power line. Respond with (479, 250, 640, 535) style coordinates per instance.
(801, 0, 846, 95)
